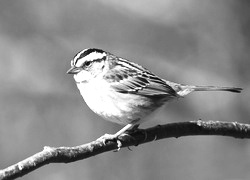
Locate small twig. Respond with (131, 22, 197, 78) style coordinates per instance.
(1, 120, 250, 180)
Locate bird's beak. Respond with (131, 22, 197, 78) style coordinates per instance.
(67, 66, 82, 74)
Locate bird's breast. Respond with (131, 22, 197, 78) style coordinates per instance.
(76, 80, 159, 125)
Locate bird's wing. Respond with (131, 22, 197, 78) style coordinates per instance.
(104, 58, 177, 97)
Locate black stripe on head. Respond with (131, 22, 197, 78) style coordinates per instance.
(80, 48, 105, 59)
(74, 48, 105, 65)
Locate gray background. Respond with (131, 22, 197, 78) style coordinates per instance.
(0, 0, 249, 180)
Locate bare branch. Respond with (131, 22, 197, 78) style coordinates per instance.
(1, 120, 250, 180)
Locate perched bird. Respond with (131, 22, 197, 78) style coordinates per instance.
(67, 48, 242, 145)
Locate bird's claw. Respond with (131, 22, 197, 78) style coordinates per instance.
(97, 134, 123, 151)
(96, 127, 147, 151)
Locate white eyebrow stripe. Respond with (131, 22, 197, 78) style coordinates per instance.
(75, 52, 106, 67)
(73, 50, 85, 63)
(73, 49, 89, 65)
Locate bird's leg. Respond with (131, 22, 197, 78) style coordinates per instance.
(114, 123, 135, 137)
(119, 124, 140, 137)
(97, 124, 135, 150)
(122, 124, 148, 145)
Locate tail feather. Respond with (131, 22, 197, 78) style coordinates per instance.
(191, 86, 242, 93)
(177, 85, 242, 97)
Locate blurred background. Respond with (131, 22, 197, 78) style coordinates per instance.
(0, 0, 249, 179)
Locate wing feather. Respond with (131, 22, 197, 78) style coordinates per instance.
(104, 57, 177, 97)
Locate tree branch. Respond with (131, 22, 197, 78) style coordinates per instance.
(1, 120, 250, 180)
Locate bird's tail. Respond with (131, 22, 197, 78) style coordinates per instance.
(164, 80, 242, 97)
(191, 86, 242, 93)
(176, 85, 242, 97)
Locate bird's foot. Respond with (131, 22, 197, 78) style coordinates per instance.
(97, 133, 123, 151)
(96, 124, 144, 151)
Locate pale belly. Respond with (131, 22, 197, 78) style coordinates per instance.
(76, 81, 162, 125)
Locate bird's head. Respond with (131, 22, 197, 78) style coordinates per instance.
(67, 48, 110, 83)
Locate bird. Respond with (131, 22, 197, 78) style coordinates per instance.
(67, 48, 242, 146)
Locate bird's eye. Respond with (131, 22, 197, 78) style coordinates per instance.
(84, 61, 92, 67)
